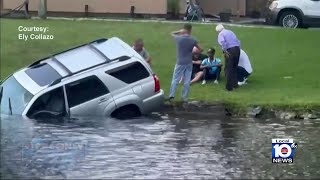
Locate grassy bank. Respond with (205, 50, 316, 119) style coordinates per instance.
(1, 19, 320, 110)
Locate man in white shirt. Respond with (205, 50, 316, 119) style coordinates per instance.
(238, 49, 253, 85)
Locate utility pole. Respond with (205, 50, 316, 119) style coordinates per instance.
(38, 0, 47, 19)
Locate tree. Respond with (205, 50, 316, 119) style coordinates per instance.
(38, 0, 47, 19)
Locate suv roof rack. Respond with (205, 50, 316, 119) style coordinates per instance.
(25, 38, 132, 87)
(49, 55, 131, 87)
(28, 38, 108, 68)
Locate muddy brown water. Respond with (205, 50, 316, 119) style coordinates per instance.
(1, 112, 320, 179)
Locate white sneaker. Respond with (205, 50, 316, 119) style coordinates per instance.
(238, 81, 246, 86)
(202, 80, 206, 85)
(214, 80, 219, 84)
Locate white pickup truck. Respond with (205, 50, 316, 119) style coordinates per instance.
(266, 0, 320, 28)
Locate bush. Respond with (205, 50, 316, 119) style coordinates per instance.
(168, 0, 180, 18)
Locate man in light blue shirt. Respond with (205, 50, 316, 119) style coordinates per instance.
(216, 24, 241, 91)
(200, 48, 222, 85)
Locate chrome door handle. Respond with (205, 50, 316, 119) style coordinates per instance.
(98, 97, 107, 103)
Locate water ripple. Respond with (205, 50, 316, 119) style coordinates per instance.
(1, 114, 320, 179)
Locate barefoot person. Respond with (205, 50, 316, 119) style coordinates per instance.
(200, 48, 222, 85)
(169, 23, 202, 102)
(190, 46, 207, 84)
(216, 24, 241, 91)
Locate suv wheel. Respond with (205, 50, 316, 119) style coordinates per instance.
(279, 11, 302, 28)
(111, 105, 141, 120)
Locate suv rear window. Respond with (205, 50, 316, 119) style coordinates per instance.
(66, 76, 109, 108)
(107, 62, 150, 84)
(25, 63, 62, 87)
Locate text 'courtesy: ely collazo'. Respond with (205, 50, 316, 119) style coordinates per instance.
(18, 26, 54, 41)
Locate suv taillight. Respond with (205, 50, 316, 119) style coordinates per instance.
(153, 74, 160, 93)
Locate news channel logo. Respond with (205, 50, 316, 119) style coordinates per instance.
(272, 138, 298, 163)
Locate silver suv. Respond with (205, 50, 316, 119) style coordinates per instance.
(0, 37, 164, 120)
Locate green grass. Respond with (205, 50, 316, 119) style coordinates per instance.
(1, 19, 320, 110)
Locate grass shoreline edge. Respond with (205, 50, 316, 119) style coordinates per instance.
(1, 19, 320, 119)
(161, 100, 320, 120)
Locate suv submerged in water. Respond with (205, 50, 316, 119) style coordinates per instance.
(0, 37, 164, 120)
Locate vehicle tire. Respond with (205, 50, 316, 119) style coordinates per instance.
(111, 105, 141, 120)
(279, 11, 302, 28)
(301, 24, 310, 29)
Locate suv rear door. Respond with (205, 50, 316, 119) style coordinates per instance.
(65, 75, 115, 116)
(106, 61, 154, 101)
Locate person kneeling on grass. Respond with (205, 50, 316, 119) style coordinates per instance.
(200, 48, 222, 85)
(237, 49, 253, 86)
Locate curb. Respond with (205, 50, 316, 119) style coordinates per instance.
(160, 101, 320, 120)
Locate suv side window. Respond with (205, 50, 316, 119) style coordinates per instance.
(66, 76, 109, 108)
(107, 62, 150, 84)
(27, 87, 65, 117)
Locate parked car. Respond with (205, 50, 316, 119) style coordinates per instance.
(0, 37, 164, 120)
(266, 0, 320, 28)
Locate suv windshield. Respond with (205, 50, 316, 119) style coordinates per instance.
(0, 76, 34, 115)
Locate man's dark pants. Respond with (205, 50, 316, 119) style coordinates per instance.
(225, 46, 240, 91)
(237, 66, 250, 82)
(203, 67, 221, 81)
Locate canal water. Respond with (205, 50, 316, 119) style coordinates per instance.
(1, 112, 320, 179)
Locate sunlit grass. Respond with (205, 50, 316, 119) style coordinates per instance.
(1, 19, 320, 109)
